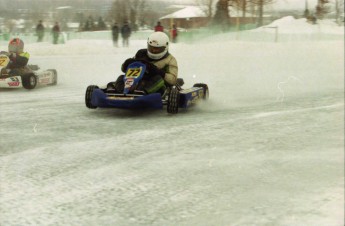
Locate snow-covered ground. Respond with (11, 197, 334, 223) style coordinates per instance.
(0, 18, 344, 226)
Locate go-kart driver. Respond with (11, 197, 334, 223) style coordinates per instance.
(109, 31, 178, 94)
(0, 38, 30, 76)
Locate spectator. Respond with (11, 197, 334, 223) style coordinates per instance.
(52, 22, 60, 44)
(121, 22, 131, 47)
(36, 20, 45, 42)
(111, 22, 119, 47)
(171, 24, 178, 43)
(154, 21, 164, 32)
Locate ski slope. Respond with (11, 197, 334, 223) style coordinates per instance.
(0, 18, 344, 226)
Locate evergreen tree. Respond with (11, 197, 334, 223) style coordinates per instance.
(212, 0, 230, 30)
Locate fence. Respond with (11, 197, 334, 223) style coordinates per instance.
(0, 26, 343, 46)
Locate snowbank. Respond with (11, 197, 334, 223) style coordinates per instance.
(259, 16, 344, 34)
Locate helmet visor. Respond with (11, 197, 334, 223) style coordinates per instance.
(148, 44, 166, 54)
(8, 45, 17, 52)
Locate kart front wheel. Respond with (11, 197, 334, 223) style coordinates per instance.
(193, 83, 209, 100)
(22, 74, 37, 89)
(167, 88, 180, 114)
(85, 85, 99, 109)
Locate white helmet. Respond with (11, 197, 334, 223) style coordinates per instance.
(147, 32, 169, 60)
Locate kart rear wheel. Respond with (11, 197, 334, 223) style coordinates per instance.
(167, 88, 180, 114)
(85, 85, 99, 109)
(47, 69, 58, 85)
(22, 74, 37, 89)
(193, 83, 209, 100)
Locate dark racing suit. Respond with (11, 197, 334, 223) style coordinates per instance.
(113, 49, 178, 94)
(7, 52, 30, 76)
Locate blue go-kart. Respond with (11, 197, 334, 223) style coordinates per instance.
(85, 61, 209, 114)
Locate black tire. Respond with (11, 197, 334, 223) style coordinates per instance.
(47, 69, 58, 85)
(193, 83, 209, 100)
(85, 85, 99, 109)
(176, 78, 184, 87)
(167, 88, 180, 114)
(22, 74, 37, 89)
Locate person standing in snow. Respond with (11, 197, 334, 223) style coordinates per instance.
(170, 24, 178, 43)
(111, 22, 119, 47)
(36, 20, 45, 42)
(107, 31, 178, 94)
(121, 22, 131, 47)
(52, 22, 60, 44)
(154, 21, 164, 32)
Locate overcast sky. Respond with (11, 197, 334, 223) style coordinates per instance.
(273, 0, 319, 9)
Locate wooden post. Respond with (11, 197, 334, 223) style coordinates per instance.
(264, 26, 278, 42)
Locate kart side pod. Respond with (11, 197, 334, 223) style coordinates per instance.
(167, 83, 209, 114)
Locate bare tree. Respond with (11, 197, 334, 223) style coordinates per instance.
(315, 0, 330, 19)
(108, 0, 128, 25)
(107, 0, 146, 30)
(197, 0, 252, 19)
(204, 0, 273, 29)
(195, 0, 216, 19)
(303, 0, 310, 18)
(248, 0, 275, 27)
(334, 0, 344, 24)
(229, 0, 248, 18)
(129, 0, 146, 31)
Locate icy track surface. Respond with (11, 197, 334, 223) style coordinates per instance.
(0, 36, 344, 225)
